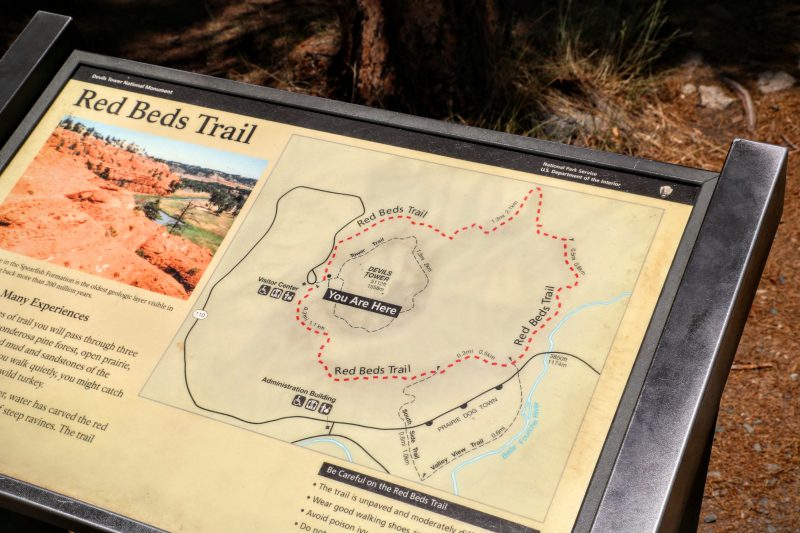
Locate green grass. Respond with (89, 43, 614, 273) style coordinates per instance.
(134, 193, 159, 204)
(159, 198, 234, 238)
(172, 223, 224, 252)
(133, 194, 231, 252)
(463, 0, 676, 150)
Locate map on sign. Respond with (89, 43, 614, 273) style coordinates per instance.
(142, 134, 685, 523)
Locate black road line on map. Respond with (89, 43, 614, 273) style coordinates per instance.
(183, 351, 598, 431)
(406, 363, 527, 482)
(182, 186, 365, 422)
(308, 194, 367, 284)
(412, 350, 601, 479)
(180, 186, 601, 431)
(293, 434, 390, 474)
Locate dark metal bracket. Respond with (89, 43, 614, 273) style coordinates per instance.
(0, 12, 79, 148)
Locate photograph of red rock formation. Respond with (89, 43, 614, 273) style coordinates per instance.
(0, 116, 267, 299)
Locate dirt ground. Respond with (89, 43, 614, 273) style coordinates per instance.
(663, 3, 800, 530)
(695, 87, 800, 533)
(1, 2, 799, 531)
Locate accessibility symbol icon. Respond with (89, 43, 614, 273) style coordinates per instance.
(291, 394, 306, 407)
(258, 284, 272, 296)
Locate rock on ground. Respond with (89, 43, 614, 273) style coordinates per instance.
(699, 85, 736, 110)
(757, 71, 796, 94)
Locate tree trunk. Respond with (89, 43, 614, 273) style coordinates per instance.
(334, 0, 510, 117)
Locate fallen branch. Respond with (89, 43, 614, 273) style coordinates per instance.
(780, 133, 798, 151)
(722, 77, 756, 132)
(731, 363, 774, 371)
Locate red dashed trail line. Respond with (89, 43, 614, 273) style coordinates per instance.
(293, 186, 581, 383)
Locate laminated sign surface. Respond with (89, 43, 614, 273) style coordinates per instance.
(0, 57, 717, 533)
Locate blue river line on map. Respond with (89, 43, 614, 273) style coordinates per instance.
(449, 291, 633, 495)
(293, 292, 633, 498)
(298, 437, 355, 462)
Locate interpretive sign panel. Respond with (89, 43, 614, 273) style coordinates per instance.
(0, 36, 786, 533)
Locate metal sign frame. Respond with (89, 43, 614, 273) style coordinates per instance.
(0, 12, 787, 533)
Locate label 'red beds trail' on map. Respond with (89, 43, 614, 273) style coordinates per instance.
(0, 66, 694, 533)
